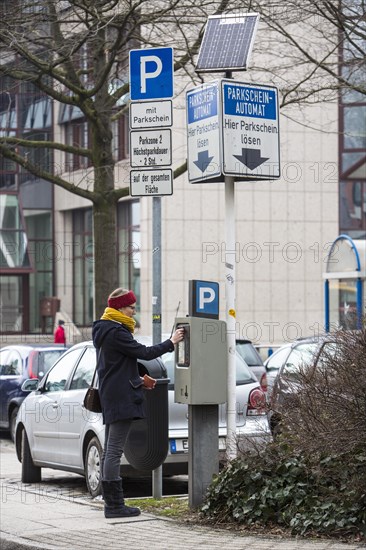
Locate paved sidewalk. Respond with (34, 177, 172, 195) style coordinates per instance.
(1, 439, 365, 550)
(1, 479, 365, 550)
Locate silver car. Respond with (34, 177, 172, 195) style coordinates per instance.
(265, 336, 338, 435)
(15, 340, 271, 497)
(235, 339, 267, 392)
(264, 343, 293, 397)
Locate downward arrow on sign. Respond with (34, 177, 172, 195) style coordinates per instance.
(233, 148, 269, 170)
(193, 150, 214, 173)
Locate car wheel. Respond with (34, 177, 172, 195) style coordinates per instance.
(85, 436, 103, 497)
(21, 429, 41, 483)
(10, 407, 19, 443)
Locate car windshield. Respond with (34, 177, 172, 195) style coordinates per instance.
(236, 341, 263, 366)
(235, 352, 257, 384)
(44, 348, 82, 392)
(316, 342, 338, 375)
(37, 350, 66, 378)
(265, 346, 291, 372)
(282, 343, 319, 377)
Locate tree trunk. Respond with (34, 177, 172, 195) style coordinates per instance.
(91, 98, 118, 319)
(93, 195, 119, 319)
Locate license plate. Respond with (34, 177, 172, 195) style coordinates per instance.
(170, 437, 226, 453)
(170, 439, 189, 453)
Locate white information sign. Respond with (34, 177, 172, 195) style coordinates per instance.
(130, 100, 173, 129)
(130, 129, 172, 167)
(130, 169, 173, 196)
(221, 80, 280, 179)
(186, 82, 221, 183)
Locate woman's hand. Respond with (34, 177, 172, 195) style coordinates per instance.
(142, 374, 156, 389)
(170, 327, 185, 345)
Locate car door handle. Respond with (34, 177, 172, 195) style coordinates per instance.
(52, 403, 59, 409)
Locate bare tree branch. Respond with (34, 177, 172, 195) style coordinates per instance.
(1, 0, 364, 315)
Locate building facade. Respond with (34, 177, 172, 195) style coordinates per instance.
(1, 13, 365, 344)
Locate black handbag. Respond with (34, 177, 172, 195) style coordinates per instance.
(83, 386, 101, 413)
(84, 348, 103, 413)
(84, 327, 116, 413)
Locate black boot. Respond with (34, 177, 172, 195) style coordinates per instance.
(102, 479, 141, 519)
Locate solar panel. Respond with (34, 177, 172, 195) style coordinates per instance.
(196, 13, 259, 72)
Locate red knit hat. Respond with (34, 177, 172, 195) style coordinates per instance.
(108, 291, 136, 310)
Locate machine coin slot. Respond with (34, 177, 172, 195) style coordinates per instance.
(176, 323, 190, 367)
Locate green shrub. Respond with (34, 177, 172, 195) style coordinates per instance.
(202, 328, 366, 539)
(201, 444, 366, 538)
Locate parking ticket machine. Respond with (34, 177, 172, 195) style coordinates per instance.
(174, 316, 227, 405)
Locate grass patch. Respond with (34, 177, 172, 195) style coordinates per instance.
(126, 496, 190, 519)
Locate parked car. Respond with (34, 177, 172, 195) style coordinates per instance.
(15, 340, 270, 497)
(0, 344, 68, 441)
(264, 343, 293, 397)
(267, 336, 336, 435)
(236, 339, 267, 392)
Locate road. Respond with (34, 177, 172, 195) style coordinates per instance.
(0, 433, 188, 500)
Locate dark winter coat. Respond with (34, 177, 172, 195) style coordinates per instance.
(92, 320, 174, 425)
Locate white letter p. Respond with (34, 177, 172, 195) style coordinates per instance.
(140, 55, 162, 94)
(199, 287, 215, 309)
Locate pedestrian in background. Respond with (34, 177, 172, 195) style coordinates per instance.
(54, 319, 66, 345)
(92, 287, 184, 519)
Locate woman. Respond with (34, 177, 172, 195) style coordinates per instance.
(92, 287, 184, 519)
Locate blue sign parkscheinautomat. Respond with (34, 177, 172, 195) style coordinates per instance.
(222, 83, 277, 120)
(187, 83, 218, 124)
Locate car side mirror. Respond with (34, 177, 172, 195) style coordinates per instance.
(21, 378, 40, 392)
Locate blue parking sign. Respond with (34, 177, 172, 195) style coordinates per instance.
(189, 280, 220, 319)
(129, 47, 174, 100)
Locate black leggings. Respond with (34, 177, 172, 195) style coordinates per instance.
(102, 419, 133, 481)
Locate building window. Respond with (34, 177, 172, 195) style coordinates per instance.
(112, 112, 129, 161)
(1, 73, 53, 188)
(59, 104, 90, 172)
(73, 209, 94, 327)
(0, 156, 17, 190)
(0, 275, 25, 332)
(1, 75, 19, 189)
(340, 181, 366, 235)
(65, 120, 90, 171)
(339, 96, 366, 238)
(0, 194, 31, 270)
(339, 9, 366, 239)
(72, 201, 140, 326)
(24, 209, 53, 332)
(117, 200, 140, 319)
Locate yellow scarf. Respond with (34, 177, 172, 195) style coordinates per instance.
(101, 307, 136, 333)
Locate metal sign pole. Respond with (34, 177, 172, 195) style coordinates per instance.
(224, 65, 237, 461)
(152, 195, 163, 498)
(129, 46, 174, 500)
(224, 175, 237, 460)
(186, 9, 274, 482)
